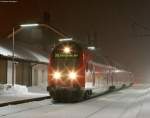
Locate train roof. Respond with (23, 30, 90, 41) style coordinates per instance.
(53, 40, 108, 64)
(54, 40, 84, 49)
(52, 40, 130, 72)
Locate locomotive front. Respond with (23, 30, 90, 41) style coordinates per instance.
(47, 41, 85, 101)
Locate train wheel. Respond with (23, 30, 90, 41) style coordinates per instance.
(89, 90, 92, 95)
(109, 86, 116, 91)
(84, 91, 88, 99)
(122, 84, 126, 88)
(84, 90, 91, 99)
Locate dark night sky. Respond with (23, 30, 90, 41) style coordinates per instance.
(0, 0, 150, 83)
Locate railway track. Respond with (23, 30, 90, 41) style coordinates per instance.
(0, 99, 53, 117)
(0, 88, 127, 118)
(85, 86, 150, 118)
(0, 85, 148, 118)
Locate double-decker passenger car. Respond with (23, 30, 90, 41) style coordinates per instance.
(47, 40, 133, 102)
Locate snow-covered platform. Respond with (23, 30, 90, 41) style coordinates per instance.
(0, 84, 49, 106)
(0, 84, 150, 118)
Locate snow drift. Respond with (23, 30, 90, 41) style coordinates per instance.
(0, 84, 28, 95)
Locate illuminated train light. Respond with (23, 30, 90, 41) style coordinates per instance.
(68, 71, 77, 80)
(63, 46, 71, 54)
(52, 70, 78, 80)
(52, 71, 61, 80)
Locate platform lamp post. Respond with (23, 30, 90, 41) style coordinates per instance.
(11, 23, 67, 86)
(37, 24, 67, 47)
(11, 23, 39, 86)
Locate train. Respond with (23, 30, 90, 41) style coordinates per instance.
(47, 40, 133, 102)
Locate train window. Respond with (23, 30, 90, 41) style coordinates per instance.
(86, 63, 88, 72)
(89, 63, 93, 72)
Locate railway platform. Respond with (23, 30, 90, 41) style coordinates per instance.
(0, 85, 50, 107)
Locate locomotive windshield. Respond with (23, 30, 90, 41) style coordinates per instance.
(51, 42, 82, 69)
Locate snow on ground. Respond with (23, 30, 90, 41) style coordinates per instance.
(0, 84, 28, 95)
(0, 84, 150, 118)
(28, 86, 48, 94)
(0, 84, 49, 104)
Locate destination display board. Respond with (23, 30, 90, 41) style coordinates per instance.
(54, 53, 79, 58)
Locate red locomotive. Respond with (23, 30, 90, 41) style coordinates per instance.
(47, 40, 133, 102)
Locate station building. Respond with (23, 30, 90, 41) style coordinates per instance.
(0, 26, 61, 88)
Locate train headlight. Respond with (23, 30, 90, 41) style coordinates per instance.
(63, 46, 71, 54)
(68, 71, 77, 80)
(52, 71, 61, 80)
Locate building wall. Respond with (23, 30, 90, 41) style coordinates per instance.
(7, 61, 13, 84)
(0, 58, 7, 84)
(7, 61, 32, 86)
(32, 64, 48, 87)
(7, 61, 48, 87)
(16, 62, 32, 86)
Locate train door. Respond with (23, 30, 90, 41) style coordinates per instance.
(92, 64, 95, 86)
(85, 62, 93, 89)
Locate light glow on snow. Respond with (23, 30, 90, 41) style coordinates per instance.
(0, 46, 12, 56)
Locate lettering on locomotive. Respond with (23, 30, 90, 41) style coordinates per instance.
(55, 53, 78, 58)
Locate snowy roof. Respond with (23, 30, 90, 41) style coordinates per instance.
(0, 26, 65, 64)
(0, 40, 49, 64)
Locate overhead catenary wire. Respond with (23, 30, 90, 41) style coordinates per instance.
(130, 16, 150, 37)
